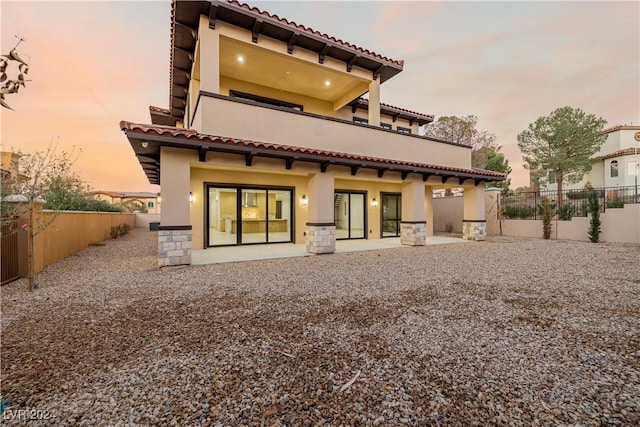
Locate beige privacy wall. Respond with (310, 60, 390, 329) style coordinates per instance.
(32, 211, 136, 274)
(483, 190, 640, 243)
(432, 190, 640, 244)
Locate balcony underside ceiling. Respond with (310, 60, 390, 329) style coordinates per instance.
(219, 37, 370, 110)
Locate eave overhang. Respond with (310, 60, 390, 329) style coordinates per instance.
(120, 121, 506, 186)
(348, 98, 435, 126)
(169, 0, 405, 122)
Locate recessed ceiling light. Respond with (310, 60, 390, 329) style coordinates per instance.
(325, 80, 331, 87)
(237, 55, 244, 63)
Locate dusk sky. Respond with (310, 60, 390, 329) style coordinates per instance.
(1, 0, 638, 192)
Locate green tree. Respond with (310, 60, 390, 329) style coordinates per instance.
(517, 106, 607, 207)
(424, 115, 510, 189)
(424, 115, 496, 149)
(483, 149, 512, 191)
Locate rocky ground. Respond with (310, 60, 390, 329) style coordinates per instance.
(1, 229, 639, 426)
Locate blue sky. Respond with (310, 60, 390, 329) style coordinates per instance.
(2, 1, 638, 191)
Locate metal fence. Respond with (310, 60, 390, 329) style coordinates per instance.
(1, 218, 20, 285)
(498, 186, 639, 220)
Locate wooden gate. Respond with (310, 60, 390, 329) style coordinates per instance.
(1, 218, 20, 284)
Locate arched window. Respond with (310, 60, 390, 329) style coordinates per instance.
(610, 160, 619, 177)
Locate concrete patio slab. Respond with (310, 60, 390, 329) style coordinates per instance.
(191, 235, 471, 265)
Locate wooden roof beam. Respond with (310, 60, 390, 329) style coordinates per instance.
(287, 33, 299, 54)
(251, 19, 263, 43)
(208, 4, 219, 29)
(318, 44, 330, 64)
(346, 54, 359, 73)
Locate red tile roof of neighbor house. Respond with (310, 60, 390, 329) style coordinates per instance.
(602, 125, 640, 134)
(597, 148, 640, 160)
(225, 0, 404, 67)
(120, 121, 507, 182)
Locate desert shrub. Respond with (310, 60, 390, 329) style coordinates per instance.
(540, 198, 552, 239)
(558, 204, 577, 220)
(502, 205, 535, 219)
(110, 223, 131, 239)
(588, 191, 601, 243)
(606, 197, 624, 208)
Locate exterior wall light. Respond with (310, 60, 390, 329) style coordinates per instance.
(189, 192, 194, 204)
(301, 195, 308, 206)
(141, 141, 149, 148)
(372, 198, 378, 207)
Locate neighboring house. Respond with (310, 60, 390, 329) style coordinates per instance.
(92, 191, 161, 214)
(121, 0, 505, 267)
(1, 151, 20, 182)
(538, 125, 640, 191)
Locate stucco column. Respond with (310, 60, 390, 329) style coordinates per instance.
(425, 186, 434, 236)
(158, 147, 196, 266)
(368, 79, 381, 127)
(463, 183, 487, 241)
(198, 15, 220, 94)
(401, 179, 426, 246)
(306, 172, 335, 254)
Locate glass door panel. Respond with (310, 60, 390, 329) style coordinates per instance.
(335, 192, 366, 240)
(208, 187, 238, 246)
(268, 190, 292, 243)
(350, 193, 365, 238)
(382, 193, 401, 237)
(241, 189, 267, 244)
(334, 193, 349, 239)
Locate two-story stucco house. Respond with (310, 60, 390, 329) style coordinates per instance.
(121, 0, 505, 267)
(539, 125, 640, 192)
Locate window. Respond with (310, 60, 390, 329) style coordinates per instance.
(353, 117, 368, 125)
(610, 160, 619, 177)
(229, 90, 303, 111)
(147, 201, 155, 208)
(397, 126, 411, 134)
(380, 123, 392, 130)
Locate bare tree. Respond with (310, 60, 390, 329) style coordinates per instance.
(2, 140, 80, 291)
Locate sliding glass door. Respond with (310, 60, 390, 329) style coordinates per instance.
(207, 185, 293, 246)
(381, 193, 401, 237)
(334, 191, 366, 240)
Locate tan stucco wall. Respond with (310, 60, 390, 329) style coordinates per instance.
(432, 197, 464, 233)
(197, 95, 470, 169)
(31, 211, 135, 274)
(490, 204, 640, 243)
(135, 213, 161, 228)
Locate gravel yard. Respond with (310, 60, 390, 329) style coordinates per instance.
(1, 229, 639, 426)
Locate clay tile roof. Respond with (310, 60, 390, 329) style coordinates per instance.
(120, 121, 507, 185)
(602, 125, 640, 134)
(149, 106, 171, 115)
(226, 0, 404, 67)
(597, 148, 640, 160)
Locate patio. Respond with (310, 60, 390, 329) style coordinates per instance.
(192, 235, 471, 264)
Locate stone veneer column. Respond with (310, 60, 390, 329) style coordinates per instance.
(306, 223, 336, 254)
(463, 220, 486, 241)
(401, 221, 427, 246)
(158, 225, 192, 266)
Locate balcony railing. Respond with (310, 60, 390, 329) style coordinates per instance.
(498, 186, 639, 220)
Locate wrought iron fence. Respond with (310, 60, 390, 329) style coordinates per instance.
(498, 186, 639, 220)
